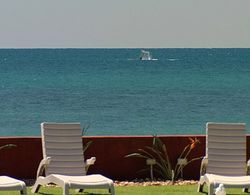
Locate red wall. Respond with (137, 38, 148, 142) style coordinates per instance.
(0, 135, 225, 181)
(83, 135, 206, 180)
(0, 137, 42, 180)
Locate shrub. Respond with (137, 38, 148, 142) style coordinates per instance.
(126, 136, 202, 183)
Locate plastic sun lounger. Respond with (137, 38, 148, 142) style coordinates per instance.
(0, 176, 27, 195)
(31, 122, 115, 195)
(197, 122, 250, 195)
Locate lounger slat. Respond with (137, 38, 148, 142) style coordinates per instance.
(206, 123, 246, 130)
(209, 129, 244, 138)
(45, 141, 83, 149)
(208, 155, 246, 162)
(206, 167, 246, 176)
(46, 148, 83, 155)
(45, 137, 82, 143)
(49, 164, 84, 168)
(44, 131, 82, 136)
(42, 123, 81, 130)
(208, 160, 246, 168)
(47, 155, 83, 161)
(207, 143, 245, 150)
(208, 148, 245, 155)
(208, 135, 245, 143)
(46, 167, 85, 176)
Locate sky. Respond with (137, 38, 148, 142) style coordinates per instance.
(0, 0, 250, 48)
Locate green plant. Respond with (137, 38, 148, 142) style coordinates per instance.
(173, 137, 202, 181)
(0, 144, 16, 151)
(82, 124, 92, 153)
(125, 136, 202, 183)
(81, 124, 95, 173)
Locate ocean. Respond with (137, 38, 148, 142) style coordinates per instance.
(0, 48, 250, 136)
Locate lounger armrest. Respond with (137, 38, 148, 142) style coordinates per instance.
(85, 157, 96, 173)
(36, 157, 51, 178)
(86, 157, 96, 165)
(247, 159, 250, 175)
(200, 156, 208, 176)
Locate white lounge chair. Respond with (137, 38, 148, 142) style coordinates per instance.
(32, 122, 115, 195)
(198, 122, 250, 195)
(0, 176, 27, 195)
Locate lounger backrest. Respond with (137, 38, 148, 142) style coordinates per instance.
(206, 122, 246, 176)
(41, 122, 86, 176)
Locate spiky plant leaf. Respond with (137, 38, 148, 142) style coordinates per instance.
(0, 144, 16, 150)
(83, 140, 92, 153)
(125, 153, 151, 159)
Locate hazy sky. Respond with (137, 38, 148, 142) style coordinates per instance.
(1, 0, 250, 48)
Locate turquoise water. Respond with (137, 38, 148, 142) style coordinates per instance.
(0, 48, 250, 136)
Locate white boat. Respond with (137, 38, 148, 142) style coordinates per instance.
(139, 50, 152, 60)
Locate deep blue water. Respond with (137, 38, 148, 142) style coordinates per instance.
(0, 48, 250, 136)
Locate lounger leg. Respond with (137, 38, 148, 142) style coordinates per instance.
(20, 188, 27, 195)
(208, 184, 213, 195)
(31, 182, 41, 193)
(63, 184, 69, 195)
(197, 183, 204, 192)
(109, 185, 115, 195)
